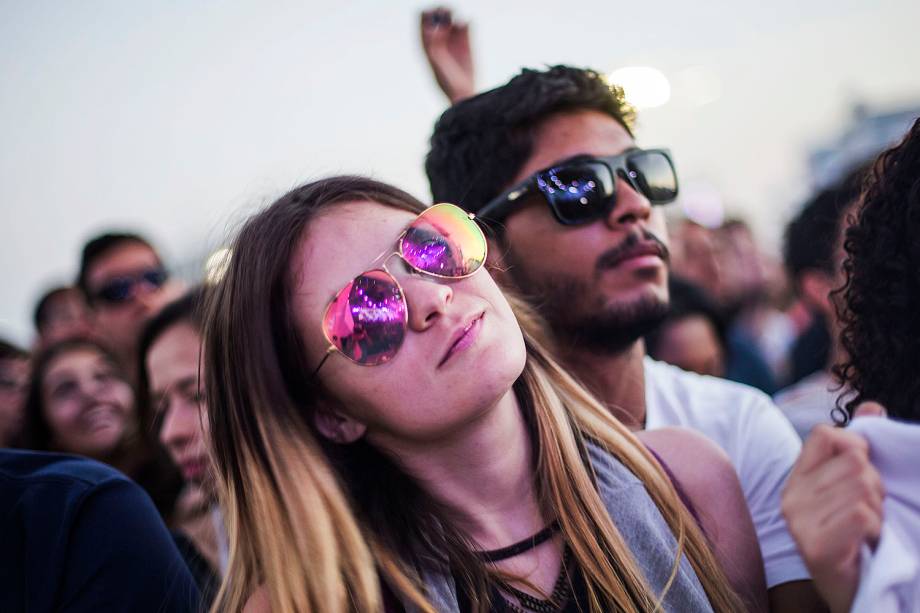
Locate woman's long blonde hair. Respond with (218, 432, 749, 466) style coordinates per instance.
(204, 176, 741, 612)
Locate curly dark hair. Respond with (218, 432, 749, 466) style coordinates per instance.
(835, 118, 920, 423)
(425, 65, 635, 213)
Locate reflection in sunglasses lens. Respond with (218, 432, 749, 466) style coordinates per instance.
(402, 227, 457, 274)
(630, 152, 677, 203)
(540, 161, 611, 223)
(401, 204, 486, 277)
(325, 271, 406, 365)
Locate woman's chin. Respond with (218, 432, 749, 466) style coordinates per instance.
(82, 426, 127, 458)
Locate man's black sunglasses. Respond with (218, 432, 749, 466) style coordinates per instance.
(91, 268, 168, 305)
(478, 148, 679, 226)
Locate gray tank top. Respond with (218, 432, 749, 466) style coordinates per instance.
(400, 440, 713, 612)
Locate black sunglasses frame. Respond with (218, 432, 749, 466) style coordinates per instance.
(477, 148, 678, 227)
(91, 268, 169, 305)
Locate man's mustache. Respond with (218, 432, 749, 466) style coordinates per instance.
(596, 230, 670, 273)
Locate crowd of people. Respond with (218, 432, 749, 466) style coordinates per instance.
(2, 8, 918, 613)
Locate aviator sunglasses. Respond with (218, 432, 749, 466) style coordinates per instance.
(313, 203, 488, 375)
(478, 148, 679, 226)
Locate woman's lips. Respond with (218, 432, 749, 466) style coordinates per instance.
(180, 458, 208, 482)
(439, 313, 484, 367)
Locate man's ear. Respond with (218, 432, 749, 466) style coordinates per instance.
(313, 409, 367, 444)
(799, 270, 834, 316)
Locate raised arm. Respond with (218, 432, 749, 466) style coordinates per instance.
(419, 7, 475, 104)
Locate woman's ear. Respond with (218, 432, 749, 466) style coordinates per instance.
(313, 408, 367, 444)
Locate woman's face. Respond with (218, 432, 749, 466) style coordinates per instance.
(146, 322, 211, 487)
(289, 201, 527, 446)
(41, 347, 134, 459)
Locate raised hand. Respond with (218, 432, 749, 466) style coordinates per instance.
(420, 7, 475, 103)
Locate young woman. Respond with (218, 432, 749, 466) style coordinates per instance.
(137, 287, 226, 602)
(836, 118, 920, 424)
(19, 337, 181, 517)
(204, 176, 763, 613)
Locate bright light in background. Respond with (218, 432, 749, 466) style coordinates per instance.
(608, 66, 672, 109)
(678, 181, 725, 228)
(205, 248, 232, 285)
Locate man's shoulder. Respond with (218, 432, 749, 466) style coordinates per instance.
(774, 371, 833, 403)
(0, 449, 129, 491)
(644, 357, 774, 416)
(1, 450, 202, 613)
(0, 449, 135, 521)
(643, 358, 801, 478)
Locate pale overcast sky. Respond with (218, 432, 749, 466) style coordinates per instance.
(2, 0, 919, 344)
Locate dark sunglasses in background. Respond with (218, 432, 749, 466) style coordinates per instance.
(478, 148, 679, 226)
(90, 268, 168, 305)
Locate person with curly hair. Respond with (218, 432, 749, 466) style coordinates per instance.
(783, 119, 920, 613)
(836, 118, 920, 424)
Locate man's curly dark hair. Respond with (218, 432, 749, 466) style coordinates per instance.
(425, 65, 635, 213)
(834, 118, 920, 423)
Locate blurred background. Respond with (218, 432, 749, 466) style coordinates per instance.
(2, 0, 919, 345)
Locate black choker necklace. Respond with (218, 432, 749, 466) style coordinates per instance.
(475, 521, 560, 562)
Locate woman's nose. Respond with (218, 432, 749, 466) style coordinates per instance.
(403, 277, 454, 332)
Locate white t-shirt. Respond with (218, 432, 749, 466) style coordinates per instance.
(774, 370, 840, 440)
(849, 417, 920, 612)
(643, 357, 810, 589)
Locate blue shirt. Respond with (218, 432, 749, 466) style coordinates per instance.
(1, 449, 201, 612)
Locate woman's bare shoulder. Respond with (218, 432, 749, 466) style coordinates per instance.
(637, 426, 736, 495)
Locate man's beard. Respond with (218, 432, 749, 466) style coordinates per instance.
(501, 232, 670, 355)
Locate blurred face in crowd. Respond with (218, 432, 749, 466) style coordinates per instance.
(669, 221, 722, 301)
(40, 346, 134, 459)
(146, 322, 211, 489)
(38, 289, 93, 347)
(291, 201, 526, 447)
(0, 356, 30, 446)
(85, 241, 177, 361)
(800, 202, 857, 329)
(714, 223, 768, 307)
(653, 315, 726, 378)
(498, 110, 670, 352)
